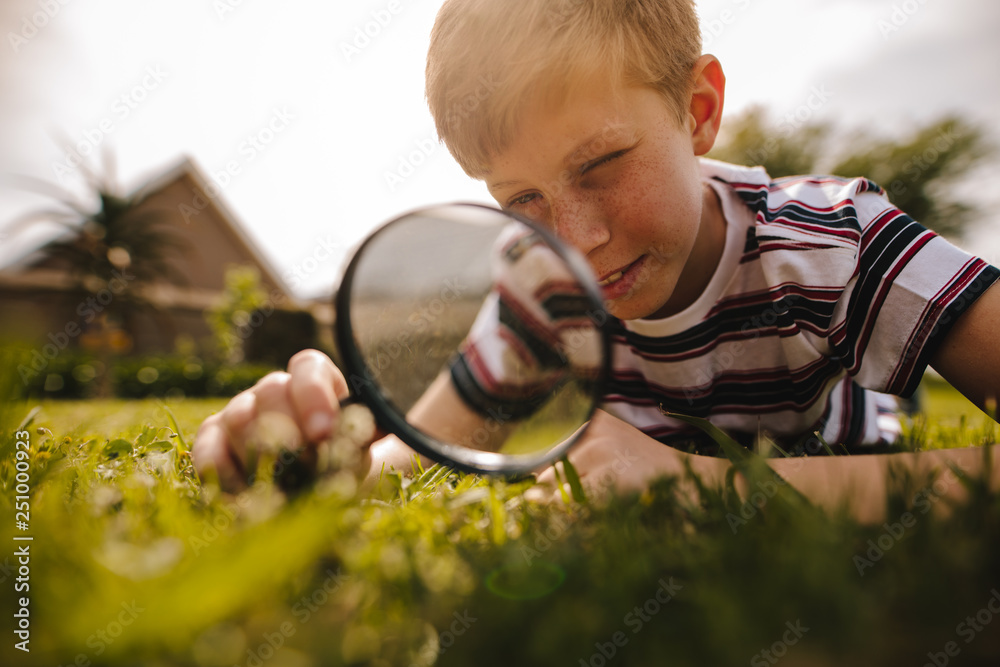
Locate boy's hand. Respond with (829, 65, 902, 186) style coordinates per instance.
(529, 410, 727, 504)
(191, 349, 352, 491)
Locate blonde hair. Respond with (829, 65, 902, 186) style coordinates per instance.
(426, 0, 702, 178)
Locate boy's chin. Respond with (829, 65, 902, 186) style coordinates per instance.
(604, 297, 668, 322)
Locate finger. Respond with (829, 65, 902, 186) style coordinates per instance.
(247, 372, 304, 454)
(535, 465, 557, 486)
(366, 433, 441, 478)
(522, 484, 556, 504)
(192, 415, 249, 492)
(529, 465, 574, 504)
(523, 479, 571, 505)
(217, 388, 259, 463)
(287, 350, 349, 442)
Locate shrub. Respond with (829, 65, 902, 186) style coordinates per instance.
(17, 349, 275, 399)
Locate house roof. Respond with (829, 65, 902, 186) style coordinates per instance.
(0, 156, 300, 309)
(133, 156, 295, 299)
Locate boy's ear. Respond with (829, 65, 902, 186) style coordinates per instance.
(687, 54, 726, 156)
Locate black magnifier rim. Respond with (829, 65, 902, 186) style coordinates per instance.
(334, 202, 612, 476)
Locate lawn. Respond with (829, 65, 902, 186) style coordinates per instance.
(0, 379, 998, 666)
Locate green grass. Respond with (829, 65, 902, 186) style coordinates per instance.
(920, 373, 991, 425)
(0, 381, 998, 666)
(16, 397, 229, 443)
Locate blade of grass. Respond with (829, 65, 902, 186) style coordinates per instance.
(663, 410, 810, 508)
(158, 402, 189, 452)
(488, 483, 507, 545)
(17, 405, 42, 432)
(767, 439, 792, 458)
(551, 463, 572, 505)
(813, 430, 841, 457)
(560, 456, 588, 504)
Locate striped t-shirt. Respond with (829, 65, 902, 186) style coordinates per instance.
(602, 159, 999, 453)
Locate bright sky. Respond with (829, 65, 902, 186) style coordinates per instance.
(2, 0, 998, 298)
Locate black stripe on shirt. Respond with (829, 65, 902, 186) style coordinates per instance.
(611, 289, 834, 360)
(897, 261, 1000, 397)
(498, 298, 566, 369)
(449, 352, 555, 420)
(605, 356, 843, 418)
(540, 293, 594, 321)
(834, 212, 928, 372)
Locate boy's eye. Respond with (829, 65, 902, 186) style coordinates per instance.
(504, 192, 550, 225)
(581, 149, 628, 174)
(508, 192, 539, 207)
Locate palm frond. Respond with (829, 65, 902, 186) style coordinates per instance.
(2, 208, 83, 236)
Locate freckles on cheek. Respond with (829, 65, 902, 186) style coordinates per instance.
(614, 173, 684, 246)
(611, 165, 658, 222)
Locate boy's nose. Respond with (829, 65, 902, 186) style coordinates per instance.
(551, 197, 611, 257)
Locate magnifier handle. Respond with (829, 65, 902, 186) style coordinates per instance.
(339, 394, 363, 409)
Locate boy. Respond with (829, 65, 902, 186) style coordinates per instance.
(193, 0, 1000, 521)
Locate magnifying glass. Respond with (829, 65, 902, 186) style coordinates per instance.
(277, 203, 611, 489)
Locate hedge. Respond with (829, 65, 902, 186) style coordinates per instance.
(13, 349, 275, 399)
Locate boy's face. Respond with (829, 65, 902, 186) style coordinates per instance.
(484, 80, 724, 321)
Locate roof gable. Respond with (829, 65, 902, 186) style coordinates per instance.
(1, 156, 298, 305)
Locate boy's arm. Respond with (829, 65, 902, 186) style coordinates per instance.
(534, 410, 998, 524)
(769, 445, 997, 524)
(929, 280, 1000, 412)
(406, 371, 516, 452)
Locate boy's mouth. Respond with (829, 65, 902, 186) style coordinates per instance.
(597, 258, 640, 286)
(597, 257, 645, 299)
(597, 270, 625, 287)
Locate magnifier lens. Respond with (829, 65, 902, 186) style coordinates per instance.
(336, 204, 609, 476)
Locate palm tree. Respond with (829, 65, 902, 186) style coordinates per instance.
(4, 154, 189, 394)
